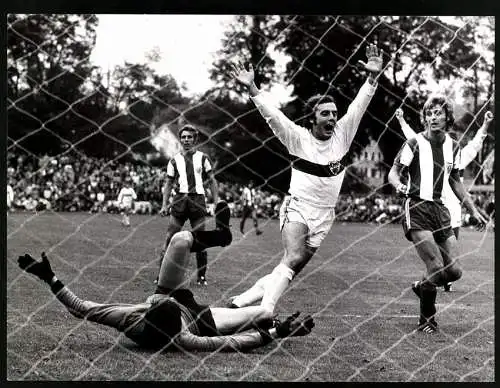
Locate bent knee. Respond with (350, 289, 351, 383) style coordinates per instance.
(170, 231, 193, 249)
(446, 266, 462, 282)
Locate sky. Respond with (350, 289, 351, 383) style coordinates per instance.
(90, 14, 292, 104)
(91, 15, 235, 94)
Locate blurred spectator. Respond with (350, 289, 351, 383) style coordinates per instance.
(6, 150, 494, 228)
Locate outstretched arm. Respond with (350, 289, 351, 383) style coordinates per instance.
(338, 44, 382, 148)
(461, 111, 493, 168)
(230, 62, 303, 152)
(395, 108, 417, 140)
(175, 312, 314, 352)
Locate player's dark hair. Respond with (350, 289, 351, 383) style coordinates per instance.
(178, 124, 198, 140)
(420, 95, 455, 129)
(302, 94, 336, 127)
(141, 299, 182, 349)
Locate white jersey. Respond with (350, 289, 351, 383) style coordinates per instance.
(251, 80, 377, 208)
(117, 187, 137, 208)
(400, 121, 487, 227)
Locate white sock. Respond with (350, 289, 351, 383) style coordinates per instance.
(260, 264, 295, 313)
(232, 274, 272, 307)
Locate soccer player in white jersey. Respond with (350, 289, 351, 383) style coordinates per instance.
(395, 107, 493, 291)
(240, 180, 263, 235)
(17, 202, 314, 352)
(117, 177, 137, 227)
(226, 44, 383, 313)
(388, 95, 488, 333)
(158, 125, 219, 286)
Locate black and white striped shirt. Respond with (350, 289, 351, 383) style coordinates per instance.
(166, 151, 212, 195)
(394, 132, 461, 203)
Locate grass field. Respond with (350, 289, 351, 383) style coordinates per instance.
(6, 211, 494, 381)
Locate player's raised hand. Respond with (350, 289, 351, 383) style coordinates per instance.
(275, 311, 315, 337)
(230, 62, 255, 87)
(483, 111, 493, 125)
(358, 43, 383, 74)
(18, 252, 55, 283)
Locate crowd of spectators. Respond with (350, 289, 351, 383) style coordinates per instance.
(6, 151, 494, 228)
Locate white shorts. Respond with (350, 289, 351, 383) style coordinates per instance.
(279, 195, 336, 248)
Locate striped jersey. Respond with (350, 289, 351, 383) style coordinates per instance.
(250, 79, 377, 208)
(399, 121, 486, 226)
(167, 151, 212, 195)
(242, 187, 256, 207)
(394, 132, 461, 203)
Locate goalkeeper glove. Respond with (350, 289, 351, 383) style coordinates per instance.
(18, 252, 55, 283)
(276, 311, 315, 338)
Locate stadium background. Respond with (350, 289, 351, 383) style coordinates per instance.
(6, 14, 495, 381)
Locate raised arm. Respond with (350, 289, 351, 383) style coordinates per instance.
(461, 111, 493, 168)
(230, 62, 303, 151)
(338, 44, 382, 147)
(395, 108, 417, 140)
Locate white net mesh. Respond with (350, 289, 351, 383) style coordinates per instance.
(7, 14, 494, 381)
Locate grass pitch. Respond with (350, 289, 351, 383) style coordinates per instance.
(6, 211, 494, 381)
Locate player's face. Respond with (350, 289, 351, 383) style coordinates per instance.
(424, 105, 447, 132)
(312, 102, 337, 140)
(180, 131, 196, 150)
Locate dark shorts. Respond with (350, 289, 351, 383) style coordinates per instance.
(241, 205, 255, 218)
(402, 197, 454, 243)
(171, 289, 219, 337)
(171, 194, 207, 224)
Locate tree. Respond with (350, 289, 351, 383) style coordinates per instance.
(7, 14, 99, 154)
(208, 15, 278, 98)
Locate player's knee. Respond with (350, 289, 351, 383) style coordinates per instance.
(446, 266, 462, 282)
(170, 231, 193, 250)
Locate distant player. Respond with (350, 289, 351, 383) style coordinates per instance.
(388, 95, 488, 333)
(117, 177, 137, 226)
(17, 201, 314, 352)
(395, 108, 493, 291)
(158, 124, 219, 286)
(227, 43, 383, 313)
(240, 181, 263, 235)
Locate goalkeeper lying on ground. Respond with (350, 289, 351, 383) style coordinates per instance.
(17, 201, 314, 352)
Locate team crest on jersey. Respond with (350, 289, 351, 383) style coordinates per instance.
(446, 162, 453, 174)
(328, 161, 344, 176)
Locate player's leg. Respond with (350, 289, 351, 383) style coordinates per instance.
(240, 206, 250, 234)
(17, 253, 145, 333)
(191, 216, 208, 285)
(229, 274, 273, 308)
(158, 215, 184, 270)
(157, 231, 195, 290)
(259, 221, 314, 315)
(409, 230, 447, 332)
(253, 208, 263, 235)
